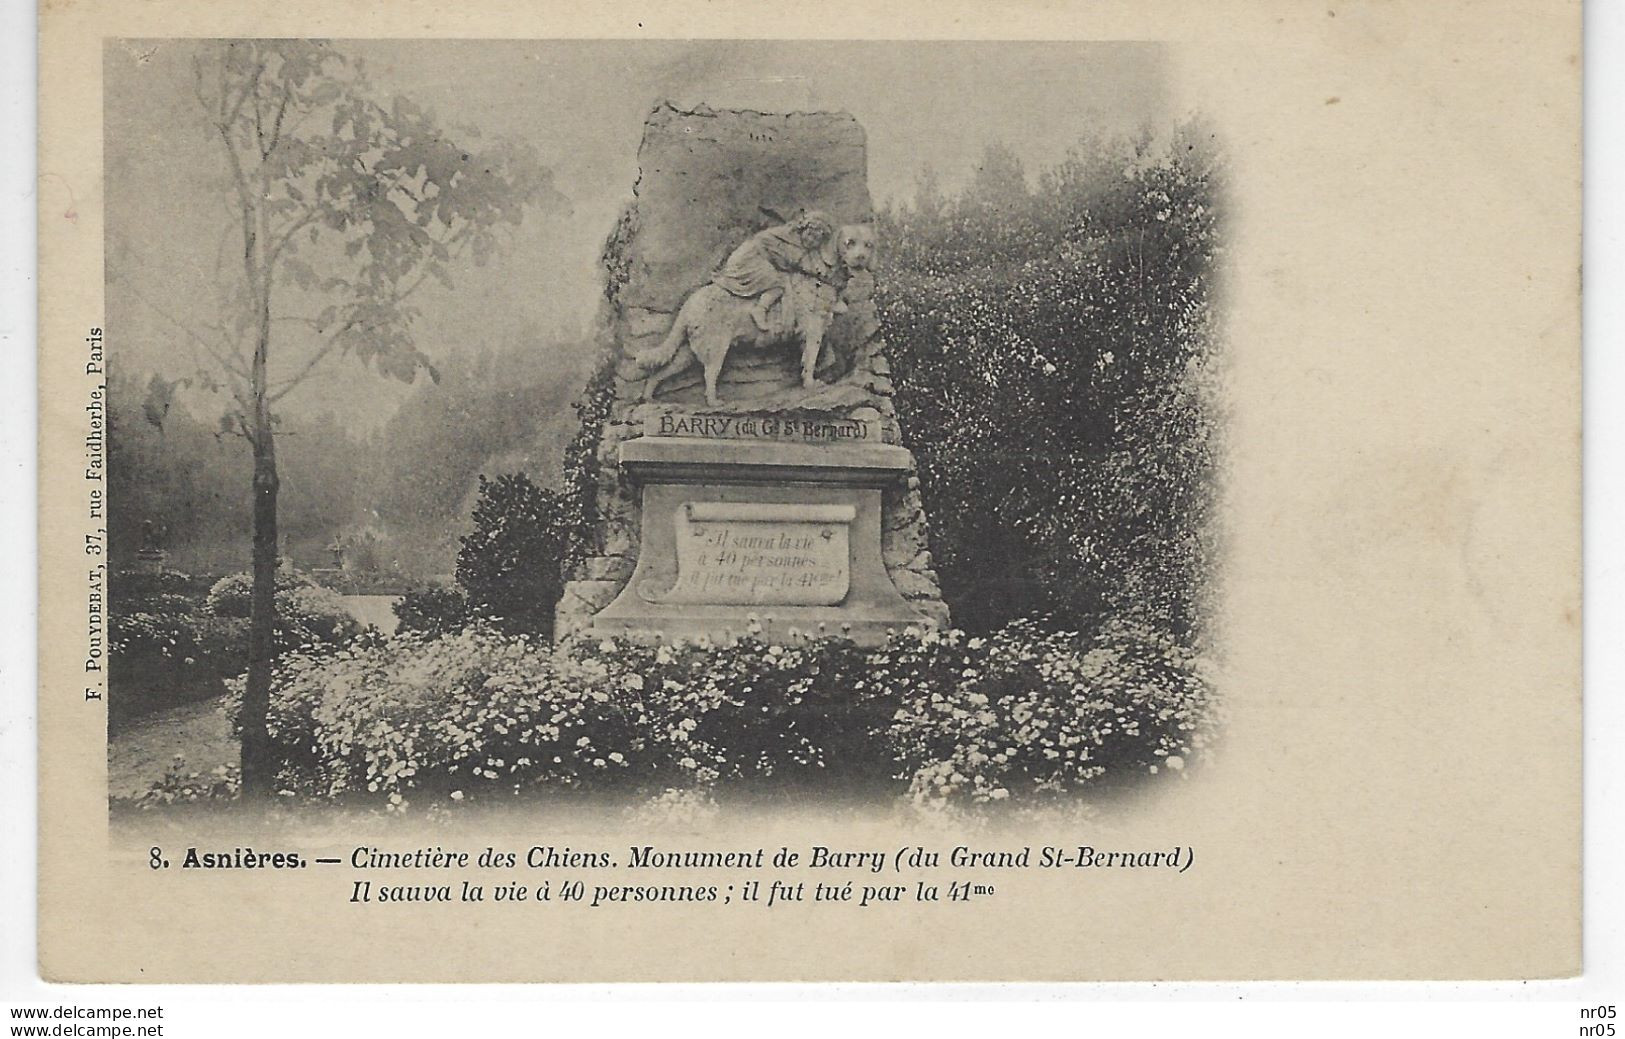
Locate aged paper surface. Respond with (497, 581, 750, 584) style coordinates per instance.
(38, 0, 1580, 982)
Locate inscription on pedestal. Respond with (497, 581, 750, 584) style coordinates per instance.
(639, 501, 853, 606)
(643, 409, 879, 445)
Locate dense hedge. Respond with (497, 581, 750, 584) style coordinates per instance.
(393, 584, 469, 637)
(877, 129, 1223, 637)
(217, 621, 1216, 812)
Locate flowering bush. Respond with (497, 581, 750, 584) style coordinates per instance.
(109, 566, 364, 730)
(877, 621, 1215, 809)
(235, 627, 659, 805)
(233, 620, 1216, 812)
(555, 629, 894, 792)
(109, 568, 234, 729)
(108, 609, 245, 729)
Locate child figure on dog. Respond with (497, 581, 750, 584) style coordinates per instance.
(712, 210, 840, 332)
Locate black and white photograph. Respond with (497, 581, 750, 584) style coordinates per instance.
(101, 39, 1224, 819)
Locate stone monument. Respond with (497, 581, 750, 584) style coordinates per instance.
(554, 102, 949, 644)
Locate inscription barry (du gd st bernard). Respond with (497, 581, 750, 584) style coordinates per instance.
(648, 411, 876, 445)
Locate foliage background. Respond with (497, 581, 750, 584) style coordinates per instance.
(877, 130, 1223, 638)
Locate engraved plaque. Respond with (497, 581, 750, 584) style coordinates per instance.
(639, 408, 881, 445)
(639, 501, 854, 606)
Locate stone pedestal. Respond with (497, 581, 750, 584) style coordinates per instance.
(590, 436, 928, 643)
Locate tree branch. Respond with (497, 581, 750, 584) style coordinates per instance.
(265, 78, 293, 157)
(269, 337, 347, 403)
(222, 46, 264, 131)
(214, 118, 259, 294)
(268, 226, 469, 404)
(268, 205, 322, 266)
(125, 284, 251, 384)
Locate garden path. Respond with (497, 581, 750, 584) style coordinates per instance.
(108, 695, 236, 799)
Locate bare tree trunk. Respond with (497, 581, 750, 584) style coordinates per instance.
(240, 192, 279, 797)
(240, 408, 279, 798)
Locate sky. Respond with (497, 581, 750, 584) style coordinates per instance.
(104, 39, 1168, 428)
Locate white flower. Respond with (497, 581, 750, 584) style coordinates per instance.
(1166, 755, 1185, 771)
(450, 790, 465, 801)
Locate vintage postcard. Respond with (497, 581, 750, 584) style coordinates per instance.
(37, 0, 1580, 982)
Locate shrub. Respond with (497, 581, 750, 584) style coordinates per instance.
(877, 620, 1215, 809)
(234, 621, 1216, 812)
(393, 585, 470, 636)
(877, 127, 1223, 637)
(204, 568, 306, 617)
(108, 568, 241, 729)
(108, 610, 243, 729)
(111, 567, 207, 601)
(110, 566, 365, 730)
(203, 567, 364, 651)
(455, 474, 567, 638)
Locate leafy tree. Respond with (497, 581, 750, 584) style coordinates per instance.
(130, 41, 552, 796)
(456, 473, 568, 638)
(877, 129, 1223, 638)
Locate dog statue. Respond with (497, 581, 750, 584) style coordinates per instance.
(627, 223, 876, 405)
